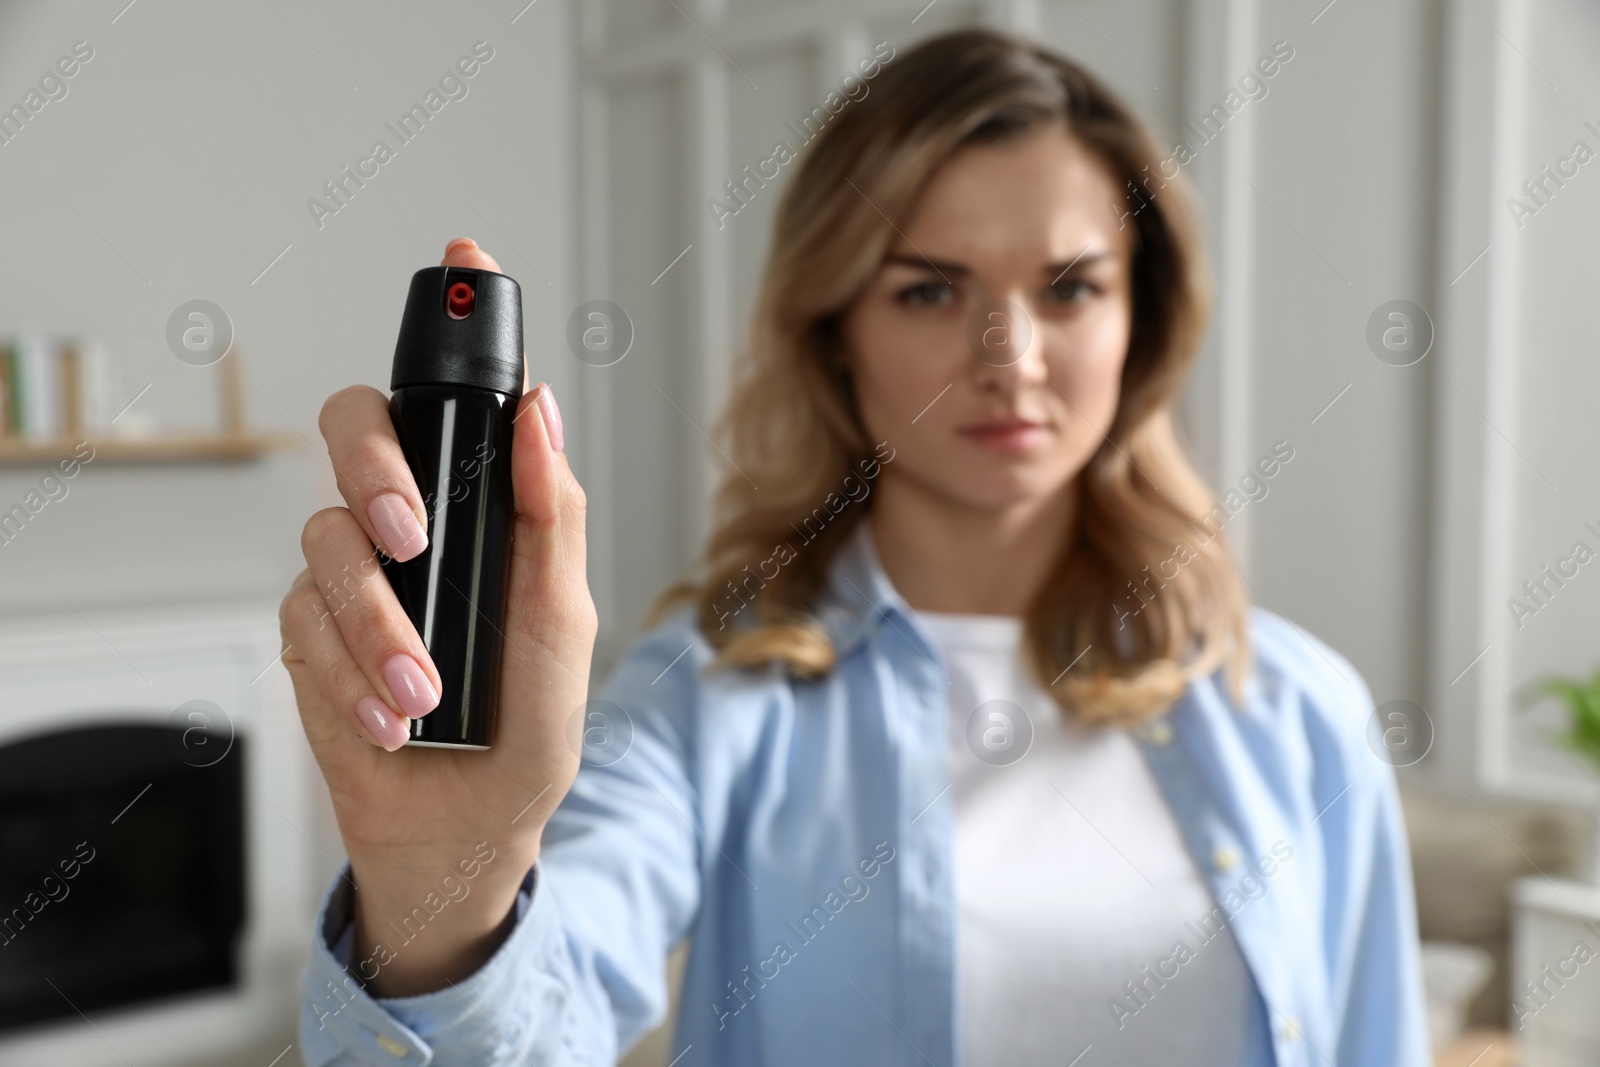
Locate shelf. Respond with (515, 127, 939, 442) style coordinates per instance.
(0, 432, 301, 465)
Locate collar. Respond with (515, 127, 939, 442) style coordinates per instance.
(817, 520, 931, 661)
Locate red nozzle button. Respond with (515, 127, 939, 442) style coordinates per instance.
(447, 281, 475, 318)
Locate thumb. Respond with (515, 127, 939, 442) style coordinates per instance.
(436, 239, 580, 572)
(440, 236, 502, 272)
(506, 382, 590, 643)
(442, 237, 524, 391)
(510, 383, 577, 529)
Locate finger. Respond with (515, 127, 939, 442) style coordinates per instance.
(319, 385, 429, 563)
(440, 236, 504, 273)
(510, 382, 580, 530)
(301, 506, 443, 724)
(508, 382, 588, 607)
(280, 568, 410, 755)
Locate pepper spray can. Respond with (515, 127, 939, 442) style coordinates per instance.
(382, 265, 523, 749)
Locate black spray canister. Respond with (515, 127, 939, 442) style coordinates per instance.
(382, 265, 523, 749)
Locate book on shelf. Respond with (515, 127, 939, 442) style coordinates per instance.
(0, 335, 124, 442)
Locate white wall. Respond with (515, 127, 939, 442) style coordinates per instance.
(0, 0, 574, 625)
(1498, 0, 1600, 793)
(1427, 0, 1600, 802)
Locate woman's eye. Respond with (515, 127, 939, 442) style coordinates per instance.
(896, 281, 956, 307)
(1046, 279, 1097, 304)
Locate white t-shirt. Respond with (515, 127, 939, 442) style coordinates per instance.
(912, 608, 1251, 1066)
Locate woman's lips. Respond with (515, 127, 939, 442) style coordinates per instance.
(956, 418, 1050, 454)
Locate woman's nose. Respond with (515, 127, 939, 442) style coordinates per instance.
(969, 297, 1047, 389)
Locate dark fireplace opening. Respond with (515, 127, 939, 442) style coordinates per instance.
(0, 721, 246, 1033)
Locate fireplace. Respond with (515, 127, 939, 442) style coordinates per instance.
(0, 722, 247, 1031)
(0, 602, 322, 1067)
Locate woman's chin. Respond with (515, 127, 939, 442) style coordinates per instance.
(942, 469, 1075, 515)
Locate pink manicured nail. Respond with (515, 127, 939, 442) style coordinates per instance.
(382, 654, 440, 718)
(446, 237, 477, 253)
(368, 492, 427, 561)
(355, 695, 409, 751)
(535, 384, 563, 452)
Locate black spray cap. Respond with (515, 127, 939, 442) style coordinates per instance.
(391, 265, 524, 396)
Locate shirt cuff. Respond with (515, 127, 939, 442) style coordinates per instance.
(298, 859, 566, 1066)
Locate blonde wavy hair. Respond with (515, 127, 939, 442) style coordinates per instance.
(651, 27, 1251, 726)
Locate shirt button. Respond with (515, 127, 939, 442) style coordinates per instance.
(376, 1033, 409, 1058)
(1279, 1016, 1301, 1043)
(1211, 845, 1241, 873)
(1143, 719, 1173, 746)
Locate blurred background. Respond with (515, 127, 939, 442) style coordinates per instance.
(0, 0, 1597, 1064)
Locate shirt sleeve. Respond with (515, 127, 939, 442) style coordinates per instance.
(1291, 629, 1432, 1067)
(1321, 751, 1433, 1066)
(295, 617, 707, 1066)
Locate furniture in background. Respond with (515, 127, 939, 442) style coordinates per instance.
(0, 602, 319, 1067)
(1511, 877, 1600, 1065)
(0, 336, 293, 465)
(1403, 781, 1587, 1034)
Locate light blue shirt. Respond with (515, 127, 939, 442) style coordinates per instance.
(299, 524, 1431, 1066)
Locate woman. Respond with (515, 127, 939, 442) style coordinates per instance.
(285, 28, 1429, 1067)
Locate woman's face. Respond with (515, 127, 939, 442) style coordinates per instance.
(841, 124, 1133, 516)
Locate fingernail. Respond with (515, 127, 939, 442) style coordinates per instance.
(534, 383, 563, 452)
(446, 237, 477, 253)
(368, 493, 427, 562)
(356, 695, 409, 751)
(382, 654, 440, 718)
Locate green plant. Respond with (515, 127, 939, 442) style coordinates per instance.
(1532, 670, 1600, 774)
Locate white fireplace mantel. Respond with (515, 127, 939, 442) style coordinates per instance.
(0, 599, 325, 1067)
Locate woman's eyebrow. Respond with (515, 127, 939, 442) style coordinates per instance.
(880, 249, 1118, 279)
(1043, 249, 1115, 280)
(882, 252, 968, 276)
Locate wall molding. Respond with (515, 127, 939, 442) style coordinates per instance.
(1424, 0, 1590, 804)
